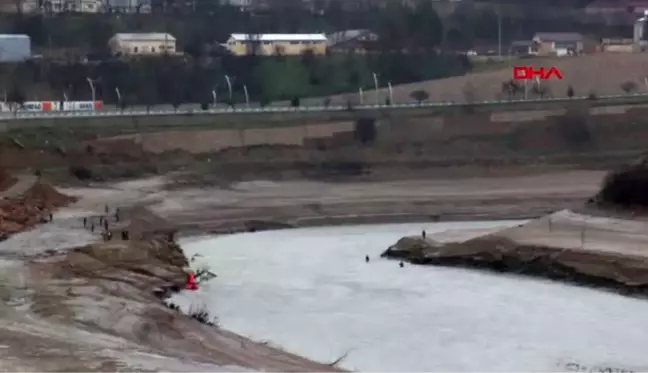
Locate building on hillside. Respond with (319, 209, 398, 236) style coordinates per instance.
(600, 37, 637, 52)
(41, 0, 104, 12)
(509, 40, 539, 56)
(635, 10, 648, 46)
(2, 0, 106, 13)
(532, 32, 584, 56)
(0, 0, 39, 12)
(327, 29, 380, 54)
(0, 34, 31, 62)
(108, 33, 176, 56)
(104, 0, 151, 13)
(0, 0, 148, 13)
(224, 33, 327, 56)
(584, 0, 648, 25)
(585, 0, 648, 15)
(219, 0, 252, 9)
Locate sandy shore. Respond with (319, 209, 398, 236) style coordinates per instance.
(384, 206, 648, 296)
(0, 169, 606, 370)
(147, 170, 604, 233)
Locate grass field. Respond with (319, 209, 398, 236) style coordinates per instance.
(301, 53, 648, 106)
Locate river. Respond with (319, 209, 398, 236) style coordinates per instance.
(176, 221, 648, 372)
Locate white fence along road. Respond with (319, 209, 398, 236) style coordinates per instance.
(1, 93, 648, 120)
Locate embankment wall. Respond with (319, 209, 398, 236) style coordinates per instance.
(5, 102, 648, 177)
(83, 104, 648, 159)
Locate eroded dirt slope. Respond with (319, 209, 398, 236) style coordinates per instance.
(0, 200, 344, 371)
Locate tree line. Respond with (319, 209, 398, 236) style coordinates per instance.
(1, 52, 470, 105)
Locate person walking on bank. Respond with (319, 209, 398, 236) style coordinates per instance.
(365, 255, 370, 263)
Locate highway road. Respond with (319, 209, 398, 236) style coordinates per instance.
(1, 92, 648, 120)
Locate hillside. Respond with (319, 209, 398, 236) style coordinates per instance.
(303, 53, 648, 105)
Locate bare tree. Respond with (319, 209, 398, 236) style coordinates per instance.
(620, 81, 638, 94)
(410, 89, 429, 104)
(566, 85, 574, 98)
(501, 79, 523, 100)
(462, 82, 476, 103)
(531, 82, 551, 98)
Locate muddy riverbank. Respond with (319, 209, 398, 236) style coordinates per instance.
(383, 208, 648, 297)
(0, 203, 345, 371)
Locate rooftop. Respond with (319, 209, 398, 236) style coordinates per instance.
(0, 34, 29, 39)
(533, 32, 584, 42)
(639, 9, 648, 20)
(587, 0, 648, 8)
(229, 33, 327, 42)
(113, 33, 176, 41)
(327, 29, 374, 44)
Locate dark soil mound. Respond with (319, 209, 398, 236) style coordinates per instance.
(1, 182, 77, 235)
(597, 155, 648, 208)
(23, 182, 77, 208)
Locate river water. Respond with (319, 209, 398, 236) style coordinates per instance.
(178, 221, 648, 372)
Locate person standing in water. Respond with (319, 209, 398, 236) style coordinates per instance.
(185, 271, 199, 290)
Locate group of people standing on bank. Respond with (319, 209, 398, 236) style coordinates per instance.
(81, 205, 129, 241)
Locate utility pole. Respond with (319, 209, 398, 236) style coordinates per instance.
(497, 3, 502, 60)
(86, 77, 96, 101)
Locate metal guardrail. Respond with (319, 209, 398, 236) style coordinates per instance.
(2, 92, 648, 120)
